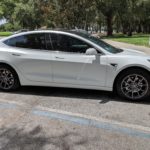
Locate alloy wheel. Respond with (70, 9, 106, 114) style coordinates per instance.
(121, 74, 149, 100)
(0, 68, 15, 90)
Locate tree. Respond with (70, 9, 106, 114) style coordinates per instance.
(116, 0, 145, 36)
(0, 2, 3, 18)
(95, 0, 119, 36)
(0, 0, 149, 35)
(139, 0, 150, 33)
(50, 0, 96, 30)
(0, 0, 18, 23)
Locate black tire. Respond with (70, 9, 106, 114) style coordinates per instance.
(116, 68, 150, 100)
(0, 64, 20, 91)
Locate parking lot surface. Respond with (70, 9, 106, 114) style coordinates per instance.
(0, 87, 150, 150)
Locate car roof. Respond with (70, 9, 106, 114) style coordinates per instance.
(13, 29, 89, 36)
(1, 30, 90, 42)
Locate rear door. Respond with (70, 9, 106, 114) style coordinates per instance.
(5, 33, 53, 83)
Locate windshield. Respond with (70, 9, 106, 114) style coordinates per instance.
(71, 32, 123, 54)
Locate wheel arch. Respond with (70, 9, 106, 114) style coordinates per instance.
(113, 66, 150, 92)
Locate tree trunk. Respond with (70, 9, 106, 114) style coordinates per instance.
(127, 29, 132, 36)
(137, 24, 142, 33)
(127, 25, 133, 36)
(99, 23, 101, 33)
(127, 31, 132, 36)
(123, 28, 127, 34)
(106, 15, 113, 36)
(148, 25, 150, 34)
(121, 23, 127, 34)
(84, 13, 88, 31)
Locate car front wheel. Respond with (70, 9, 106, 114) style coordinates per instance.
(116, 69, 150, 100)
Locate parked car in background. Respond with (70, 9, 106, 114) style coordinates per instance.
(0, 30, 150, 101)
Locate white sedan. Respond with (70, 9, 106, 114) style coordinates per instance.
(0, 30, 150, 101)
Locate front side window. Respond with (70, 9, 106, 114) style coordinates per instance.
(49, 33, 92, 53)
(71, 32, 123, 54)
(4, 33, 47, 50)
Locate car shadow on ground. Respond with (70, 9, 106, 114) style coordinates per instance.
(1, 86, 149, 105)
(0, 125, 89, 150)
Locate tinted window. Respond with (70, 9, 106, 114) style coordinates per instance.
(49, 33, 92, 53)
(70, 32, 123, 53)
(4, 33, 47, 50)
(68, 36, 91, 53)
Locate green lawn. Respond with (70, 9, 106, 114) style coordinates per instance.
(102, 34, 150, 47)
(0, 32, 13, 36)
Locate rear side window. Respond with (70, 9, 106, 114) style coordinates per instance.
(4, 33, 47, 50)
(4, 36, 26, 47)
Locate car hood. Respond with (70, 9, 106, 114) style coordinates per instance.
(117, 48, 146, 56)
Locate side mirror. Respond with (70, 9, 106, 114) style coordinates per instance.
(86, 48, 98, 55)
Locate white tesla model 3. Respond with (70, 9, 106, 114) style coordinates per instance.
(0, 30, 150, 101)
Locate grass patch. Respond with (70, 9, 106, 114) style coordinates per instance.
(102, 34, 150, 47)
(0, 32, 13, 36)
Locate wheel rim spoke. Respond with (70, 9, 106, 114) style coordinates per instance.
(121, 74, 148, 100)
(0, 68, 14, 90)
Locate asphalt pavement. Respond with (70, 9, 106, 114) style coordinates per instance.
(0, 87, 150, 150)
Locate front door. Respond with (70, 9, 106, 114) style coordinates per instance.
(50, 33, 107, 87)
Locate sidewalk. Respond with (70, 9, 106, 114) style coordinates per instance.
(103, 39, 150, 55)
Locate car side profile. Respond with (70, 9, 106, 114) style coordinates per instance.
(0, 30, 150, 101)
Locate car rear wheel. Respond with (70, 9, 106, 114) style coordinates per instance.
(116, 69, 150, 100)
(0, 65, 20, 91)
